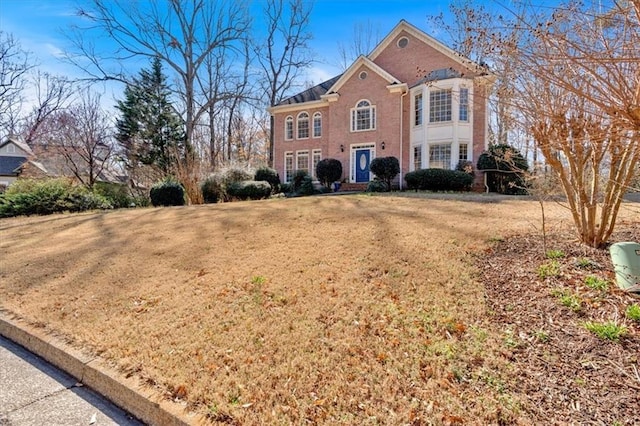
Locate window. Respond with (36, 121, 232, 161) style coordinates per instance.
(359, 71, 368, 80)
(296, 150, 309, 175)
(297, 112, 309, 139)
(459, 143, 469, 162)
(429, 143, 451, 169)
(285, 152, 294, 182)
(459, 88, 469, 122)
(313, 112, 322, 138)
(285, 116, 293, 140)
(312, 149, 322, 177)
(429, 89, 452, 123)
(351, 100, 376, 132)
(397, 37, 409, 48)
(6, 144, 15, 154)
(413, 145, 422, 170)
(414, 93, 423, 126)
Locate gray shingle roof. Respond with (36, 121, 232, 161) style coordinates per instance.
(277, 74, 343, 106)
(0, 156, 28, 176)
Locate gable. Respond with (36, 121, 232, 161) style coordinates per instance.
(0, 136, 34, 157)
(369, 20, 485, 86)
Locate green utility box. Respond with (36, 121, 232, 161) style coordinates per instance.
(609, 242, 640, 290)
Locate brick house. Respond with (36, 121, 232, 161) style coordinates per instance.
(268, 20, 494, 189)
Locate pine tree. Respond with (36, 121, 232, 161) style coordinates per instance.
(116, 58, 184, 175)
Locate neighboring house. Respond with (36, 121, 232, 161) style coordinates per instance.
(0, 135, 48, 190)
(268, 20, 494, 189)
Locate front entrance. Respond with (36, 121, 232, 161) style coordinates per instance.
(355, 149, 371, 183)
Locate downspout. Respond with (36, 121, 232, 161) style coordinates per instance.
(400, 90, 407, 190)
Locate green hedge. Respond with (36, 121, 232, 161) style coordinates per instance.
(0, 178, 111, 217)
(226, 180, 272, 200)
(404, 169, 473, 192)
(150, 179, 186, 206)
(254, 167, 280, 194)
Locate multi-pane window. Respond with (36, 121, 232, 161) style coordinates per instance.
(429, 143, 451, 169)
(296, 150, 309, 174)
(429, 89, 452, 123)
(313, 112, 322, 138)
(285, 116, 293, 140)
(312, 149, 322, 177)
(414, 93, 423, 126)
(351, 100, 376, 131)
(413, 145, 422, 170)
(459, 88, 469, 122)
(285, 152, 294, 182)
(459, 143, 469, 162)
(297, 112, 309, 139)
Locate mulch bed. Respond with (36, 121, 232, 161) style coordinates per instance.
(478, 225, 640, 425)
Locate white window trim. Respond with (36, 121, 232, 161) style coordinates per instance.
(312, 112, 322, 138)
(427, 142, 453, 170)
(349, 143, 376, 182)
(312, 149, 322, 177)
(297, 111, 310, 140)
(426, 80, 473, 126)
(413, 92, 423, 128)
(350, 99, 376, 132)
(285, 116, 294, 141)
(296, 150, 310, 174)
(284, 151, 294, 182)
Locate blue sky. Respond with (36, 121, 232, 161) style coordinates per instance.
(0, 1, 458, 76)
(0, 0, 493, 108)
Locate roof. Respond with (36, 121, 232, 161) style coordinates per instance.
(0, 134, 34, 156)
(410, 67, 464, 88)
(0, 156, 29, 176)
(325, 55, 402, 95)
(277, 75, 342, 106)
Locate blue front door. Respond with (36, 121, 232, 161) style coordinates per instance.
(355, 149, 371, 183)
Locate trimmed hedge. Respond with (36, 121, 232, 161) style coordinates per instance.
(201, 176, 223, 204)
(404, 168, 474, 192)
(370, 156, 400, 191)
(366, 180, 388, 192)
(254, 167, 280, 193)
(0, 178, 111, 217)
(316, 159, 343, 189)
(226, 180, 271, 200)
(150, 179, 186, 206)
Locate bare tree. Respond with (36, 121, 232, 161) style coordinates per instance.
(507, 0, 640, 248)
(336, 20, 382, 71)
(22, 72, 74, 145)
(42, 90, 115, 189)
(67, 0, 251, 202)
(254, 0, 314, 165)
(0, 31, 33, 135)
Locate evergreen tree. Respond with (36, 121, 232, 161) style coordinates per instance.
(116, 58, 184, 175)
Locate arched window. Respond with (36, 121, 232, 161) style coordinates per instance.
(285, 116, 294, 140)
(351, 100, 376, 132)
(313, 112, 322, 138)
(297, 112, 309, 139)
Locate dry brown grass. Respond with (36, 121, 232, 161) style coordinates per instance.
(1, 194, 637, 424)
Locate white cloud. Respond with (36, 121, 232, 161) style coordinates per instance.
(304, 66, 340, 86)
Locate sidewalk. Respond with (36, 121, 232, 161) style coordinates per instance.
(0, 336, 143, 426)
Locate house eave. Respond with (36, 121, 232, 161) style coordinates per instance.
(268, 99, 327, 115)
(386, 83, 408, 94)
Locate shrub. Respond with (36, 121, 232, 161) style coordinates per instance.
(366, 180, 388, 192)
(299, 176, 315, 196)
(370, 156, 399, 191)
(291, 170, 309, 192)
(404, 169, 473, 192)
(226, 180, 271, 200)
(455, 160, 475, 176)
(280, 182, 292, 194)
(221, 168, 253, 187)
(94, 182, 134, 209)
(254, 167, 280, 194)
(150, 178, 186, 206)
(477, 144, 529, 195)
(201, 176, 224, 204)
(315, 159, 343, 189)
(0, 178, 111, 217)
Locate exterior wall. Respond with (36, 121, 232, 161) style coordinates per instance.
(372, 29, 474, 85)
(270, 22, 492, 189)
(327, 65, 402, 183)
(0, 142, 29, 157)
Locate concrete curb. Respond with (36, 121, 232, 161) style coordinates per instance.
(0, 312, 203, 425)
